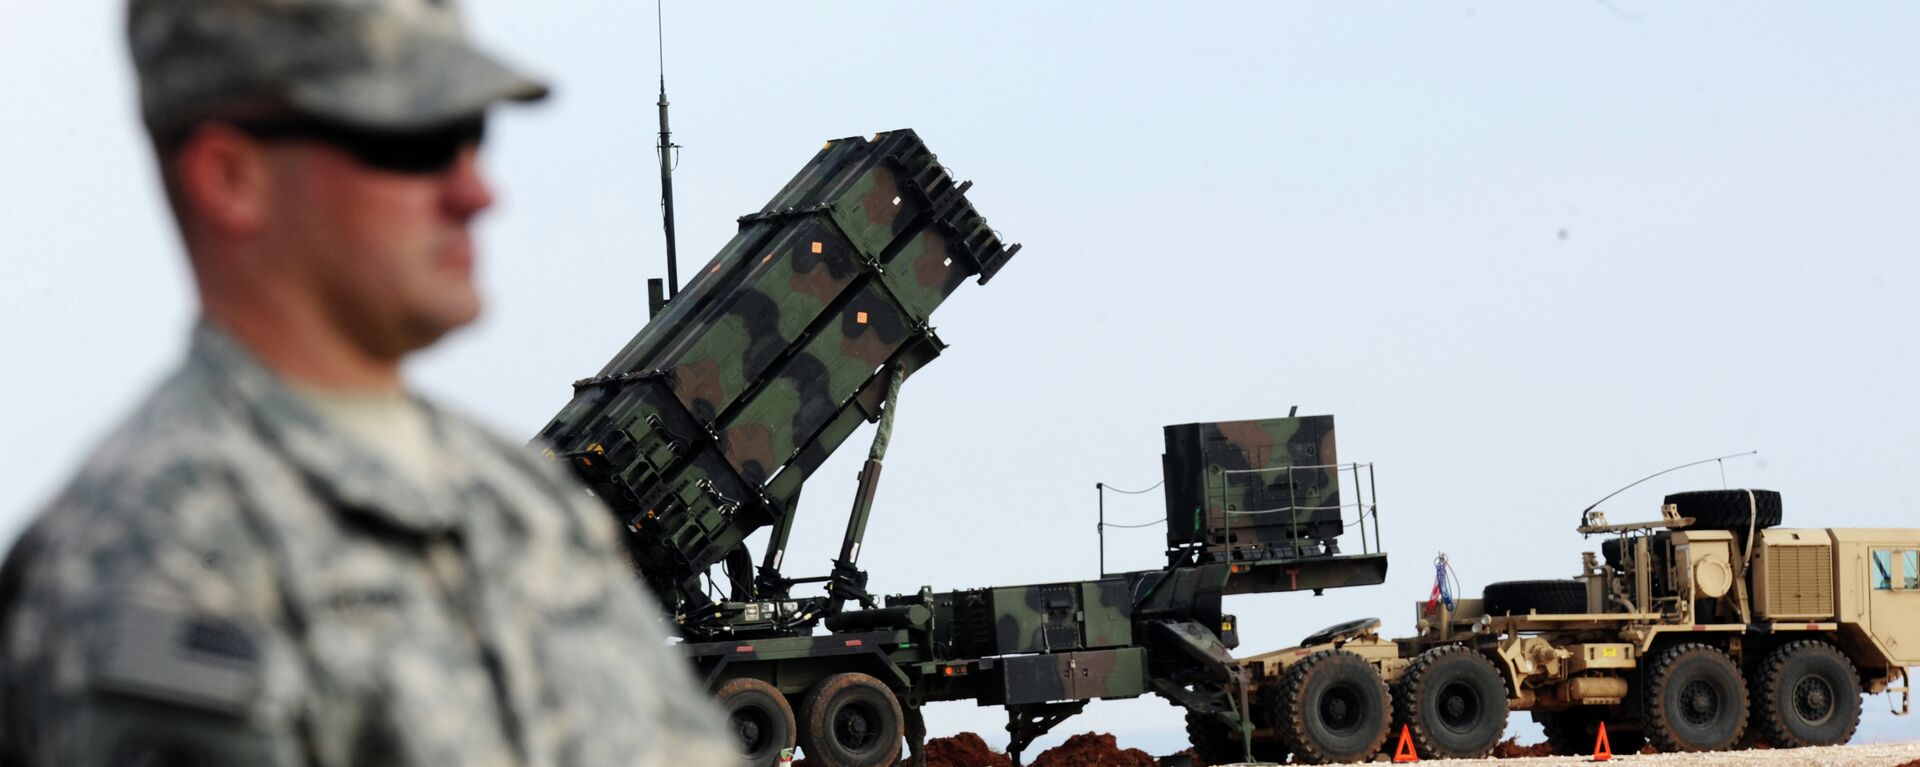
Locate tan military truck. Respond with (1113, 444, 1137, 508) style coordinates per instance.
(1199, 489, 1918, 764)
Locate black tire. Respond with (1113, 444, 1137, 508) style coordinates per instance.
(1642, 643, 1748, 752)
(715, 677, 797, 767)
(1534, 709, 1645, 756)
(797, 673, 903, 767)
(1664, 489, 1782, 530)
(1751, 641, 1862, 748)
(1482, 579, 1587, 616)
(1183, 711, 1243, 766)
(1391, 645, 1509, 759)
(1275, 650, 1391, 764)
(1601, 538, 1623, 569)
(1184, 711, 1289, 765)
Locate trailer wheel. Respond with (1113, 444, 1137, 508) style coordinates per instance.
(1663, 489, 1782, 530)
(1481, 579, 1587, 616)
(1534, 709, 1645, 756)
(1392, 645, 1508, 759)
(1276, 650, 1390, 764)
(1751, 640, 1862, 748)
(797, 673, 903, 767)
(1184, 711, 1289, 765)
(1642, 643, 1748, 752)
(1183, 711, 1245, 765)
(715, 678, 796, 766)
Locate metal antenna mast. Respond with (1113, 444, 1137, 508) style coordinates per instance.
(655, 0, 681, 299)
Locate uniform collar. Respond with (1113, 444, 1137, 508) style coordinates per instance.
(186, 320, 467, 536)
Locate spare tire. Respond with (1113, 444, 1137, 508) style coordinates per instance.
(1482, 580, 1587, 616)
(1601, 538, 1622, 569)
(1664, 489, 1782, 530)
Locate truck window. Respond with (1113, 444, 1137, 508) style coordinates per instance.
(1905, 550, 1919, 590)
(1873, 550, 1894, 591)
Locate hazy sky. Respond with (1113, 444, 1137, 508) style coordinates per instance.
(3, 0, 1917, 755)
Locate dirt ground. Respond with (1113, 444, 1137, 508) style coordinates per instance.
(1285, 741, 1920, 767)
(795, 734, 1920, 767)
(793, 731, 1153, 767)
(1026, 733, 1157, 767)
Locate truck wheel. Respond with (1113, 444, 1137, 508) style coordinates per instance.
(1276, 650, 1390, 764)
(1392, 645, 1509, 759)
(1184, 711, 1289, 765)
(1534, 709, 1645, 755)
(797, 673, 903, 767)
(1751, 641, 1862, 748)
(715, 678, 796, 766)
(1642, 643, 1748, 752)
(1663, 489, 1782, 530)
(1481, 580, 1587, 616)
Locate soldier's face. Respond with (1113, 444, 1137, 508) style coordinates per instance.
(263, 127, 495, 358)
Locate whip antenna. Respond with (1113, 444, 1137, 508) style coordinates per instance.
(650, 0, 682, 315)
(1578, 451, 1757, 526)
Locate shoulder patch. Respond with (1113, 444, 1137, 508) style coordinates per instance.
(96, 603, 261, 718)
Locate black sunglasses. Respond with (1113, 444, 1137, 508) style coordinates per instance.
(227, 116, 487, 174)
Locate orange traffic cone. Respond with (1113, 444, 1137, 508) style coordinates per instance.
(1591, 720, 1613, 762)
(1393, 724, 1418, 762)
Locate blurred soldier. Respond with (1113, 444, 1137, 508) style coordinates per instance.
(0, 1, 739, 765)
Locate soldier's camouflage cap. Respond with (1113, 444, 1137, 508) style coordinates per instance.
(129, 0, 549, 139)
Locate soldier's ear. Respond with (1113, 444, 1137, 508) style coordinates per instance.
(173, 123, 273, 239)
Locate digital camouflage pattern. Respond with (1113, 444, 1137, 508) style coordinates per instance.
(1163, 415, 1345, 560)
(536, 130, 1019, 618)
(0, 324, 738, 767)
(129, 0, 547, 137)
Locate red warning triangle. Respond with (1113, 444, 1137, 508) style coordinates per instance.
(1393, 724, 1418, 762)
(1591, 720, 1613, 762)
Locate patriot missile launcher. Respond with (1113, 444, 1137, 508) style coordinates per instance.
(536, 131, 1389, 767)
(536, 129, 1018, 639)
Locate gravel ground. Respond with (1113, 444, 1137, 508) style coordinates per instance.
(1213, 741, 1920, 766)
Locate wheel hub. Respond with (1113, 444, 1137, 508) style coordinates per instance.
(1320, 686, 1362, 735)
(1681, 679, 1721, 726)
(731, 710, 769, 751)
(834, 703, 879, 750)
(1438, 681, 1480, 731)
(1793, 675, 1836, 725)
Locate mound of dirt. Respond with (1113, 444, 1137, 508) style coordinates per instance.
(918, 732, 1012, 767)
(1490, 737, 1554, 758)
(1484, 736, 1663, 759)
(1028, 732, 1156, 767)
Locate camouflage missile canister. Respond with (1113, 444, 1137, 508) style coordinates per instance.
(1162, 415, 1344, 561)
(536, 130, 1019, 601)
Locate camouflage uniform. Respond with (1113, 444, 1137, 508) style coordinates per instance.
(0, 324, 740, 765)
